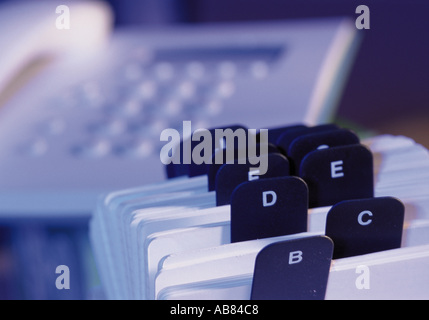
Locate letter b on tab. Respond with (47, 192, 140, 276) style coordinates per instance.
(289, 250, 303, 264)
(251, 236, 333, 300)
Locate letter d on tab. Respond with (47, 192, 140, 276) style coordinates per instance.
(262, 191, 277, 207)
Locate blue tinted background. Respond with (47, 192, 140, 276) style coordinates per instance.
(102, 0, 429, 148)
(0, 0, 427, 300)
(0, 0, 427, 145)
(120, 0, 427, 148)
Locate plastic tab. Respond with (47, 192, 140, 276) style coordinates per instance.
(230, 176, 308, 243)
(188, 124, 248, 177)
(325, 197, 405, 259)
(165, 124, 247, 178)
(299, 144, 374, 208)
(207, 143, 280, 191)
(287, 128, 360, 174)
(215, 153, 290, 206)
(257, 124, 307, 144)
(251, 236, 333, 300)
(275, 123, 339, 155)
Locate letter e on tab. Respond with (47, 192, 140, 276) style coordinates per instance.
(331, 160, 344, 178)
(248, 169, 260, 181)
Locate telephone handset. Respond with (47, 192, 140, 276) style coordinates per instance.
(0, 0, 112, 106)
(0, 0, 359, 220)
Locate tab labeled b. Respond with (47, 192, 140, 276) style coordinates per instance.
(289, 250, 303, 264)
(251, 236, 333, 300)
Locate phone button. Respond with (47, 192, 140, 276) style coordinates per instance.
(71, 139, 111, 158)
(20, 138, 49, 157)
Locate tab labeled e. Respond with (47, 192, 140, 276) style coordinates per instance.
(248, 169, 260, 181)
(331, 160, 344, 178)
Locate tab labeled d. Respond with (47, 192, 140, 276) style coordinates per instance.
(262, 191, 277, 207)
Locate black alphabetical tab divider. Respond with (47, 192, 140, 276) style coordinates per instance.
(287, 128, 360, 175)
(188, 124, 249, 177)
(256, 123, 308, 145)
(299, 144, 374, 208)
(251, 235, 334, 300)
(230, 176, 308, 243)
(325, 196, 405, 259)
(215, 153, 290, 206)
(275, 123, 339, 155)
(207, 143, 280, 191)
(164, 123, 248, 179)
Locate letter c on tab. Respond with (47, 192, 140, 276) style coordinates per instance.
(358, 210, 373, 226)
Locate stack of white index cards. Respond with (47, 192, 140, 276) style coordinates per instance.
(90, 124, 429, 300)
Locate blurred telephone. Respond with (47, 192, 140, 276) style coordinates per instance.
(0, 0, 112, 107)
(0, 0, 359, 220)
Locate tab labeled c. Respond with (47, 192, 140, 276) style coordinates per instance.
(358, 210, 373, 226)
